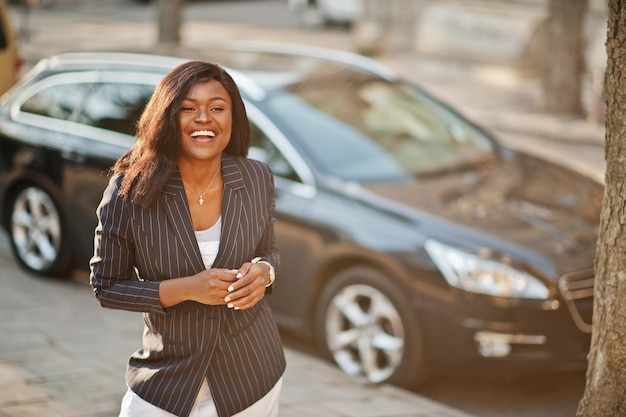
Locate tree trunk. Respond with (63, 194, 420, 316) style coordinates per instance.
(157, 0, 184, 44)
(541, 0, 587, 115)
(577, 1, 626, 416)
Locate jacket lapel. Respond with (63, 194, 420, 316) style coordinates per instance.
(161, 169, 206, 272)
(160, 154, 246, 272)
(213, 154, 245, 268)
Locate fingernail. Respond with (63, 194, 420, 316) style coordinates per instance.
(236, 273, 243, 279)
(225, 296, 231, 302)
(234, 306, 240, 310)
(227, 303, 234, 309)
(228, 286, 234, 292)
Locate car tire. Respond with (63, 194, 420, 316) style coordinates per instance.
(8, 184, 71, 277)
(315, 266, 427, 388)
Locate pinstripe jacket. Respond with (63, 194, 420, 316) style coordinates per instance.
(90, 154, 286, 417)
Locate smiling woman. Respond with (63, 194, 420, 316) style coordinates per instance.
(90, 60, 285, 417)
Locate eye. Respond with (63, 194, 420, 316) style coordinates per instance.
(181, 106, 196, 112)
(211, 107, 225, 112)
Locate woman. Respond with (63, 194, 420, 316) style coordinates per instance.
(90, 61, 285, 417)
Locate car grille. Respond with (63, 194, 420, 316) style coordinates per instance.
(558, 268, 594, 333)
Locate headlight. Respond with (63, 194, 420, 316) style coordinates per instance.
(424, 240, 549, 300)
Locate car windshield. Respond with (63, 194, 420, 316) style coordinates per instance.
(265, 67, 496, 181)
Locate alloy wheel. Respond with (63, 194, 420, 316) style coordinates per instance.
(10, 186, 63, 273)
(324, 283, 405, 383)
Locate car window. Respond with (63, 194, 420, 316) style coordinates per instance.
(77, 82, 154, 136)
(250, 122, 301, 183)
(21, 83, 93, 121)
(265, 67, 496, 181)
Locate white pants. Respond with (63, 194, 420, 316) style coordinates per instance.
(119, 377, 282, 417)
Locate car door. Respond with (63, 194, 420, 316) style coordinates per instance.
(63, 70, 161, 265)
(246, 103, 322, 331)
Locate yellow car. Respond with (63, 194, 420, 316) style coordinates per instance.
(0, 0, 22, 96)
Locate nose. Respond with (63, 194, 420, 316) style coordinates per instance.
(195, 107, 211, 122)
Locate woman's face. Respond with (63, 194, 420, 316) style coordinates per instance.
(178, 79, 233, 165)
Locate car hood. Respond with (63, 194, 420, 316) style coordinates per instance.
(360, 151, 603, 274)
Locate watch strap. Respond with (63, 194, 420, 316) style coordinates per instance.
(251, 257, 275, 287)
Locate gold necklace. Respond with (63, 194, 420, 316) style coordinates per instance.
(183, 166, 220, 206)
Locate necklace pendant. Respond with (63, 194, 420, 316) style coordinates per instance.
(199, 196, 204, 205)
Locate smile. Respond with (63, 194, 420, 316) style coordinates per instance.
(190, 130, 216, 138)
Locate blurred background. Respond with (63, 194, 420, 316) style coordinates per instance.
(4, 0, 609, 124)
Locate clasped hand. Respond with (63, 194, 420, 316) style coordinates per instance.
(194, 262, 268, 310)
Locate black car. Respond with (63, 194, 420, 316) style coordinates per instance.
(0, 44, 601, 387)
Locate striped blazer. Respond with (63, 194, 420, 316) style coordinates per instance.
(90, 154, 286, 417)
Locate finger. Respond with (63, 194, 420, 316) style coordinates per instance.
(220, 268, 240, 280)
(225, 285, 264, 309)
(236, 262, 252, 279)
(227, 293, 262, 310)
(226, 270, 266, 296)
(204, 269, 238, 285)
(227, 268, 256, 292)
(231, 300, 255, 310)
(225, 282, 252, 303)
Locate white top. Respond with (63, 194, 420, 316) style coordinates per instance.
(119, 376, 283, 416)
(195, 216, 222, 269)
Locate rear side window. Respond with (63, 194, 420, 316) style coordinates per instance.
(77, 82, 154, 136)
(21, 83, 94, 120)
(19, 80, 153, 137)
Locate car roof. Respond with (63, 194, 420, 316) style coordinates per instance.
(218, 40, 398, 80)
(29, 42, 399, 101)
(43, 51, 187, 72)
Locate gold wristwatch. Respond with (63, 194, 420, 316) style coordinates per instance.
(251, 257, 275, 287)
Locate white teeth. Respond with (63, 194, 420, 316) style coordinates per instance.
(191, 130, 215, 137)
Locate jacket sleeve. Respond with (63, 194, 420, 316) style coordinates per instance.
(89, 175, 167, 314)
(253, 162, 281, 287)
